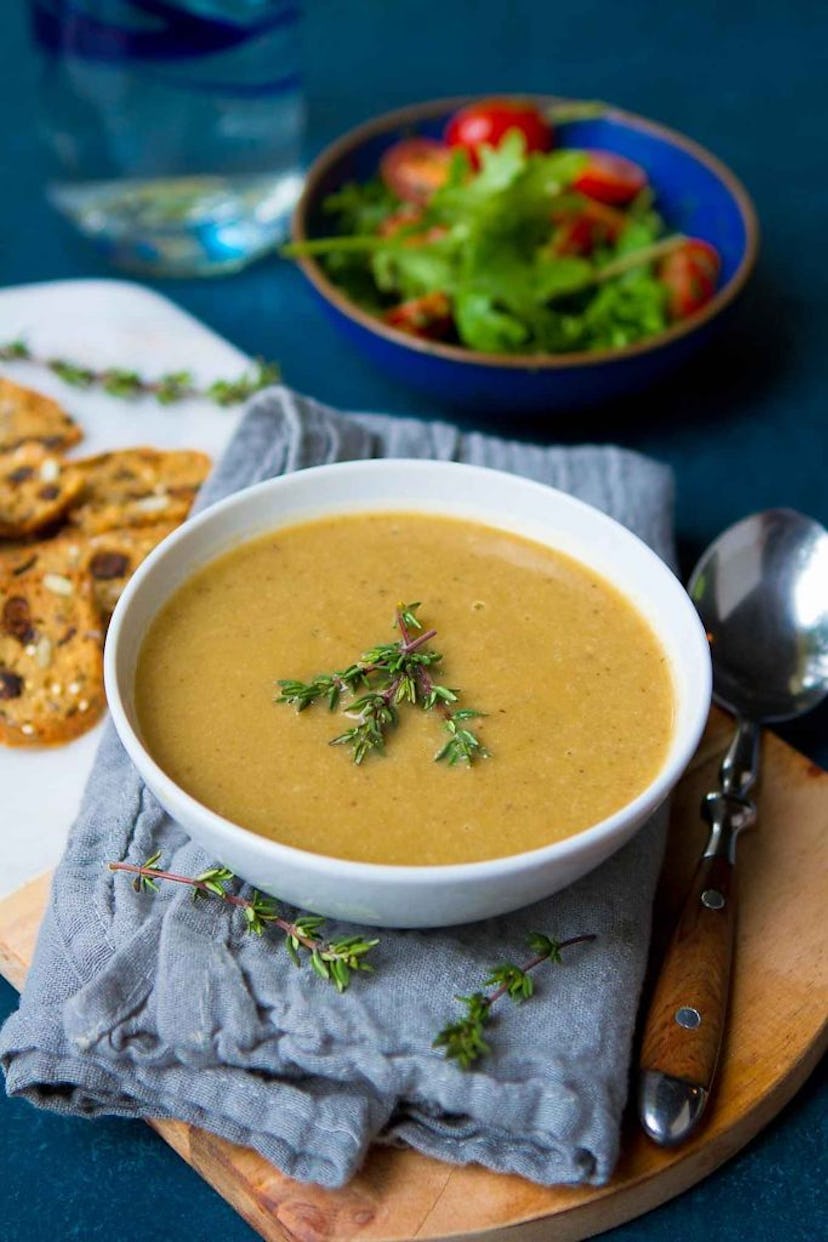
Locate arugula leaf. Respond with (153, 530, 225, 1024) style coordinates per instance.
(372, 236, 457, 300)
(577, 267, 668, 348)
(454, 291, 529, 353)
(323, 249, 388, 312)
(323, 178, 399, 235)
(429, 134, 585, 226)
(613, 214, 663, 258)
(533, 255, 593, 301)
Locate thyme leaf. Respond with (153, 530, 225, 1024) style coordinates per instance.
(433, 932, 596, 1068)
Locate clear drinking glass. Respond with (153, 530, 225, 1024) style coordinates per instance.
(30, 1, 306, 276)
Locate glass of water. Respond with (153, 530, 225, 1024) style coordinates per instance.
(30, 1, 306, 276)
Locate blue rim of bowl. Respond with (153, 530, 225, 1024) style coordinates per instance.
(291, 95, 760, 371)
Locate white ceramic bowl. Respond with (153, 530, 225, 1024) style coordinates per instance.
(105, 459, 711, 928)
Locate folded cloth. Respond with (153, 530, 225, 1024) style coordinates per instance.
(0, 386, 675, 1189)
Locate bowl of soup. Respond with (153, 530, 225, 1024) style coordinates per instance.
(105, 459, 711, 927)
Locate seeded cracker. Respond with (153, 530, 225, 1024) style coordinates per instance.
(0, 560, 105, 745)
(0, 442, 85, 537)
(68, 447, 211, 534)
(0, 376, 83, 453)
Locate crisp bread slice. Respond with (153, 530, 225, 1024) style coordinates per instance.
(0, 561, 105, 746)
(68, 447, 211, 534)
(0, 443, 84, 538)
(0, 376, 83, 453)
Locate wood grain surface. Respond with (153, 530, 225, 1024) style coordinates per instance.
(1, 707, 826, 1242)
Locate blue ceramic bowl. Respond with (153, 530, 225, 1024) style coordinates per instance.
(291, 97, 758, 415)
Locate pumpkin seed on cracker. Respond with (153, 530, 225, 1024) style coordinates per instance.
(0, 442, 84, 538)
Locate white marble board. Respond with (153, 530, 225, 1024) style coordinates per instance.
(0, 279, 251, 899)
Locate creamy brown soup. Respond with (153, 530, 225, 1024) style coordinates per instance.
(135, 512, 674, 865)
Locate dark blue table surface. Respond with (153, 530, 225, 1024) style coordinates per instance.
(1, 2, 825, 1239)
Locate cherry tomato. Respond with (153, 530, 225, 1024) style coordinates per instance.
(660, 240, 722, 320)
(445, 98, 553, 167)
(380, 138, 454, 205)
(383, 292, 453, 340)
(551, 199, 627, 256)
(572, 150, 648, 205)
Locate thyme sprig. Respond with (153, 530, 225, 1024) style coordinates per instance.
(277, 602, 489, 765)
(0, 338, 279, 407)
(109, 853, 378, 992)
(433, 932, 597, 1068)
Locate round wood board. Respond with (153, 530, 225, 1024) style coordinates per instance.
(1, 708, 826, 1241)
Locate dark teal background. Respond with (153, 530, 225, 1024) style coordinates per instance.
(1, 2, 825, 1239)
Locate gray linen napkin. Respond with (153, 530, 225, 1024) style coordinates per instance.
(0, 386, 675, 1189)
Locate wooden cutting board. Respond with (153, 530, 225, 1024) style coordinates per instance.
(1, 706, 826, 1242)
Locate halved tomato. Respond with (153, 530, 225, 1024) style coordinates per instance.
(383, 292, 453, 340)
(380, 138, 453, 205)
(660, 239, 722, 320)
(445, 98, 553, 167)
(572, 151, 648, 205)
(551, 199, 627, 256)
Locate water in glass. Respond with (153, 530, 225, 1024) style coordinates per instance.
(32, 1, 305, 276)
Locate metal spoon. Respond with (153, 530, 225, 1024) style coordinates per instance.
(638, 508, 828, 1146)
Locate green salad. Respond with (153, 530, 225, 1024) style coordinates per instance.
(285, 98, 721, 356)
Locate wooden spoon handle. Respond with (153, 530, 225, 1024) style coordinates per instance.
(638, 852, 736, 1144)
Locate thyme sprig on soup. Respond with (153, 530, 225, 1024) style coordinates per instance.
(277, 600, 489, 765)
(135, 511, 674, 867)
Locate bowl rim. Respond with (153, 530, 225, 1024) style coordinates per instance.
(291, 94, 760, 371)
(105, 458, 712, 886)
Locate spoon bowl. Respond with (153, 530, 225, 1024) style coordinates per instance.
(689, 508, 828, 722)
